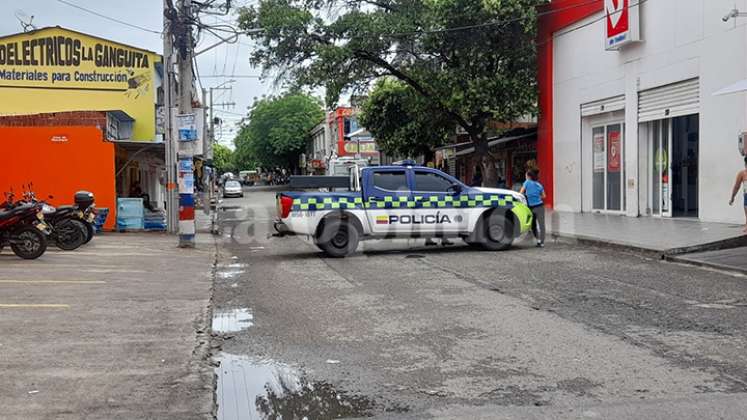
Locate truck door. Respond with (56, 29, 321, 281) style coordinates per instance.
(364, 169, 414, 235)
(411, 169, 471, 235)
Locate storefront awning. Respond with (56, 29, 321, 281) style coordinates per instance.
(713, 79, 747, 96)
(455, 132, 536, 157)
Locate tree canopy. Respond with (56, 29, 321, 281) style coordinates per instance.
(238, 0, 542, 185)
(212, 143, 236, 174)
(233, 93, 324, 171)
(359, 78, 453, 158)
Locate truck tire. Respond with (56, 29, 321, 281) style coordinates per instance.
(477, 210, 514, 251)
(316, 219, 359, 258)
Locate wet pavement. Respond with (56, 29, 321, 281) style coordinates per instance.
(211, 188, 747, 419)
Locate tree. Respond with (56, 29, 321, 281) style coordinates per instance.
(238, 0, 540, 186)
(212, 143, 235, 174)
(233, 93, 324, 171)
(359, 78, 453, 158)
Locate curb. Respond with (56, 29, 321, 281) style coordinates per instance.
(663, 254, 747, 276)
(552, 231, 747, 275)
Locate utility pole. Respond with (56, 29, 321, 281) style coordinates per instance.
(163, 0, 178, 234)
(175, 0, 197, 248)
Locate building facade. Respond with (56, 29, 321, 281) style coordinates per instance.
(539, 0, 747, 224)
(0, 27, 164, 229)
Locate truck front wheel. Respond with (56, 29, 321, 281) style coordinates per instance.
(315, 219, 359, 257)
(476, 211, 514, 251)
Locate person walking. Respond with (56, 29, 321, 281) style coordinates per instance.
(729, 156, 747, 232)
(520, 169, 546, 247)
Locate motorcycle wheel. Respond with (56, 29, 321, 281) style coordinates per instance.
(54, 219, 86, 251)
(10, 226, 48, 259)
(81, 221, 95, 244)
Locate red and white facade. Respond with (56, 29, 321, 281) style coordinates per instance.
(538, 0, 747, 223)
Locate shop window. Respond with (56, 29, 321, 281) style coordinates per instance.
(592, 123, 625, 212)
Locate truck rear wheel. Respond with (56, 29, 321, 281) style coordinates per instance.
(316, 219, 359, 258)
(477, 211, 514, 251)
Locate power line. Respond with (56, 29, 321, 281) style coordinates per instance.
(55, 0, 162, 34)
(200, 74, 261, 78)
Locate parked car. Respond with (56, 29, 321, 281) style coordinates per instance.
(222, 180, 244, 198)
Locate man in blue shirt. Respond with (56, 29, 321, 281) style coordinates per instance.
(520, 169, 546, 247)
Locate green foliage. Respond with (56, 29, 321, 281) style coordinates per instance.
(233, 93, 324, 170)
(212, 143, 235, 174)
(359, 78, 453, 157)
(238, 0, 542, 183)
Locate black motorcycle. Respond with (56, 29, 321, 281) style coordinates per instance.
(8, 189, 86, 251)
(0, 192, 49, 259)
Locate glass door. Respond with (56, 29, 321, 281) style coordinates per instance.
(592, 123, 625, 213)
(650, 120, 672, 217)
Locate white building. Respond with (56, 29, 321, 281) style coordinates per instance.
(548, 0, 747, 223)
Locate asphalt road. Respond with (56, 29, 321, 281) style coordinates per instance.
(212, 188, 747, 420)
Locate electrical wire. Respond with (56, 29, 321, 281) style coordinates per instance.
(55, 0, 162, 34)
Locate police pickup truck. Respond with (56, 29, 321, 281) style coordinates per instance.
(274, 162, 532, 257)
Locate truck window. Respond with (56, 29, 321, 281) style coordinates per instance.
(373, 171, 409, 192)
(414, 171, 453, 192)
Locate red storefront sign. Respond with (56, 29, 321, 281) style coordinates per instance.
(605, 0, 639, 50)
(607, 130, 621, 173)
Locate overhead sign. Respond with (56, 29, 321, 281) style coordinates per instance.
(343, 141, 377, 155)
(605, 0, 640, 50)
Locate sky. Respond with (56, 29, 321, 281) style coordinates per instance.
(0, 0, 279, 147)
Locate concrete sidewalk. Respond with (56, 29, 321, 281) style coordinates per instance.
(0, 232, 216, 420)
(548, 211, 747, 255)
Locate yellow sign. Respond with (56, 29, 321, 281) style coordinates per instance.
(0, 27, 160, 141)
(343, 141, 377, 154)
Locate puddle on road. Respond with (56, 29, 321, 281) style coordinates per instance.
(215, 352, 375, 420)
(212, 308, 254, 333)
(216, 263, 248, 280)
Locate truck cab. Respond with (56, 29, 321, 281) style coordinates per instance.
(275, 162, 532, 257)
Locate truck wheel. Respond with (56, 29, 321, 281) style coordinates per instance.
(478, 211, 514, 251)
(317, 220, 359, 258)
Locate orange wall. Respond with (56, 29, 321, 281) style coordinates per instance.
(0, 126, 116, 230)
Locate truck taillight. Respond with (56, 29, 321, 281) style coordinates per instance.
(278, 195, 293, 219)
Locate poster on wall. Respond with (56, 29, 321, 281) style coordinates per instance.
(607, 131, 621, 172)
(593, 132, 605, 172)
(177, 113, 197, 142)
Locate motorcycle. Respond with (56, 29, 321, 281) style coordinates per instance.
(74, 191, 96, 244)
(0, 191, 49, 259)
(6, 188, 86, 251)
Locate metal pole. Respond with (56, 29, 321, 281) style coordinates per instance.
(177, 0, 196, 248)
(163, 0, 178, 234)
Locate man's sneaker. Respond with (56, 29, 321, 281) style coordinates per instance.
(536, 242, 544, 248)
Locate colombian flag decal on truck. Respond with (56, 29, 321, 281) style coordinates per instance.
(375, 215, 389, 225)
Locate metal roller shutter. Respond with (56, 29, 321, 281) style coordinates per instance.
(638, 78, 699, 123)
(581, 95, 625, 117)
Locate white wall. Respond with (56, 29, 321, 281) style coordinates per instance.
(553, 0, 747, 223)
